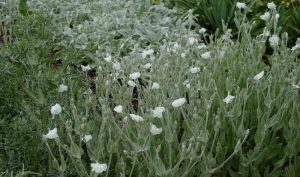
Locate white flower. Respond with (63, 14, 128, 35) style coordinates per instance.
(260, 12, 271, 21)
(188, 37, 197, 45)
(267, 2, 276, 10)
(91, 162, 107, 174)
(150, 124, 162, 135)
(197, 43, 207, 49)
(186, 83, 191, 89)
(172, 98, 186, 108)
(113, 62, 121, 71)
(236, 2, 247, 9)
(181, 53, 186, 58)
(113, 105, 123, 113)
(81, 65, 91, 72)
(269, 34, 279, 47)
(129, 114, 144, 122)
(199, 28, 207, 34)
(152, 106, 165, 118)
(104, 55, 112, 62)
(201, 51, 211, 59)
(58, 84, 68, 93)
(190, 67, 200, 74)
(51, 104, 62, 115)
(151, 82, 160, 89)
(142, 49, 154, 59)
(291, 44, 300, 51)
(223, 94, 235, 104)
(84, 135, 92, 142)
(129, 72, 141, 80)
(103, 55, 111, 62)
(253, 71, 265, 81)
(143, 63, 152, 69)
(44, 128, 59, 139)
(127, 80, 136, 87)
(292, 84, 299, 89)
(275, 13, 280, 20)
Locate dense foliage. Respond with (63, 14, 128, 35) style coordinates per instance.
(1, 0, 300, 176)
(169, 0, 300, 44)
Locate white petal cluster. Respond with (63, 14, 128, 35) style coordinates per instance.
(292, 84, 299, 89)
(58, 84, 68, 93)
(254, 71, 265, 81)
(84, 135, 92, 142)
(51, 104, 62, 115)
(188, 37, 197, 45)
(291, 44, 300, 51)
(142, 49, 154, 59)
(236, 2, 247, 9)
(81, 65, 91, 72)
(267, 2, 276, 10)
(104, 54, 112, 62)
(260, 12, 271, 21)
(223, 94, 235, 104)
(172, 98, 186, 108)
(199, 28, 207, 34)
(181, 53, 186, 58)
(113, 105, 123, 113)
(129, 114, 144, 122)
(129, 72, 141, 80)
(127, 80, 136, 87)
(152, 106, 165, 118)
(151, 82, 160, 89)
(91, 162, 107, 174)
(201, 51, 211, 59)
(269, 34, 279, 47)
(44, 128, 59, 140)
(143, 63, 152, 69)
(150, 124, 162, 135)
(197, 43, 207, 49)
(190, 67, 200, 74)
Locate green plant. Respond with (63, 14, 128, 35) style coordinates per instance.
(291, 2, 300, 33)
(170, 0, 300, 44)
(0, 11, 76, 175)
(19, 0, 28, 16)
(172, 0, 242, 32)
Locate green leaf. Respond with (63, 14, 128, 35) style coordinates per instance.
(69, 142, 83, 159)
(107, 139, 119, 154)
(19, 0, 29, 16)
(15, 171, 41, 177)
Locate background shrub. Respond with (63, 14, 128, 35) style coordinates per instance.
(169, 0, 300, 45)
